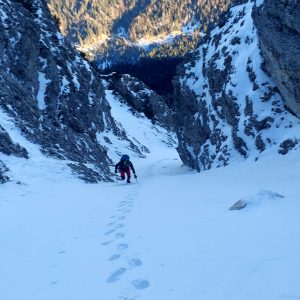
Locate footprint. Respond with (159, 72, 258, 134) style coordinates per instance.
(117, 243, 128, 250)
(132, 279, 150, 290)
(118, 216, 126, 221)
(128, 258, 142, 267)
(105, 228, 116, 235)
(58, 251, 66, 254)
(108, 254, 121, 261)
(106, 268, 127, 283)
(101, 240, 114, 246)
(115, 224, 124, 229)
(115, 232, 125, 239)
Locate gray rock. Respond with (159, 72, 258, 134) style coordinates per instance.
(253, 0, 300, 117)
(0, 125, 28, 158)
(278, 139, 298, 155)
(229, 199, 247, 210)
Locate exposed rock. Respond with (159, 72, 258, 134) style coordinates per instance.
(253, 0, 300, 117)
(230, 190, 284, 211)
(229, 199, 247, 210)
(278, 139, 299, 155)
(0, 161, 9, 184)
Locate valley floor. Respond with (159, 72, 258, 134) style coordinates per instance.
(1, 143, 300, 300)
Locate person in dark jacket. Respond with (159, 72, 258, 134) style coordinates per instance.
(115, 154, 137, 183)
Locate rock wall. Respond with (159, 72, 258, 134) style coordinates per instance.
(253, 0, 300, 117)
(173, 1, 300, 171)
(0, 0, 134, 182)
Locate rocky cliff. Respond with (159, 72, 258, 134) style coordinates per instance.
(253, 0, 300, 118)
(0, 0, 139, 183)
(103, 73, 174, 130)
(174, 1, 300, 171)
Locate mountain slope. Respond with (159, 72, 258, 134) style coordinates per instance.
(174, 1, 300, 171)
(47, 0, 234, 65)
(0, 0, 144, 182)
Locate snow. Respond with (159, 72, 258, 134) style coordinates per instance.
(60, 76, 70, 95)
(67, 63, 81, 90)
(255, 0, 264, 7)
(0, 2, 9, 26)
(37, 72, 51, 110)
(1, 89, 300, 300)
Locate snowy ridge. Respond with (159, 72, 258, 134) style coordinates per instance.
(177, 1, 300, 171)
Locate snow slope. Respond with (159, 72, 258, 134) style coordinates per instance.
(1, 91, 300, 300)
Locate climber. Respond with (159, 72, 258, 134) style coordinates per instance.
(115, 154, 137, 183)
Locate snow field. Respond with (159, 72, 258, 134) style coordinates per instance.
(1, 92, 300, 300)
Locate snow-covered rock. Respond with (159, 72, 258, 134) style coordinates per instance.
(174, 1, 300, 171)
(0, 0, 140, 182)
(230, 190, 285, 210)
(103, 73, 174, 130)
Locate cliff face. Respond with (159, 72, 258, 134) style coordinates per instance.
(173, 1, 300, 171)
(0, 0, 136, 182)
(103, 73, 174, 130)
(253, 0, 300, 118)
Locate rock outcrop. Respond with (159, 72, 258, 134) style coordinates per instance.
(104, 73, 174, 130)
(0, 0, 137, 182)
(0, 125, 28, 158)
(173, 1, 300, 171)
(253, 0, 300, 118)
(0, 160, 9, 183)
